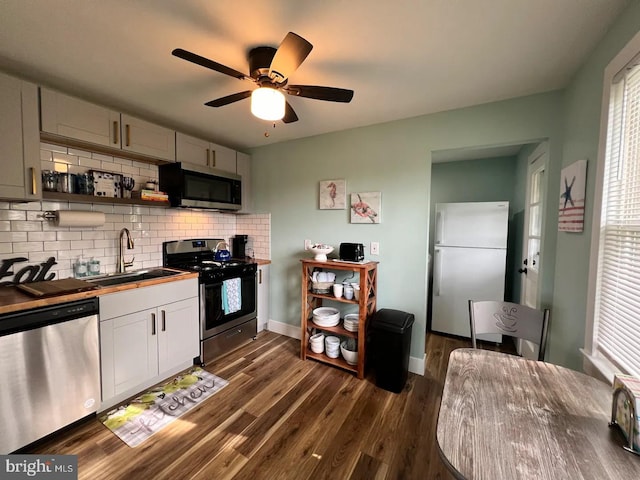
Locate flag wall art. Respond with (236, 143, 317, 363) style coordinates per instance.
(558, 160, 587, 232)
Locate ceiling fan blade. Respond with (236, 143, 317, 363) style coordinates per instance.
(172, 48, 247, 80)
(285, 85, 354, 103)
(269, 32, 313, 82)
(205, 91, 252, 107)
(282, 101, 299, 124)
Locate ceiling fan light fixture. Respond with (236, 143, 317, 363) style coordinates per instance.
(251, 87, 285, 121)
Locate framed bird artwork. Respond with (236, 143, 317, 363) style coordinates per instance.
(319, 179, 346, 209)
(558, 160, 587, 232)
(350, 192, 381, 224)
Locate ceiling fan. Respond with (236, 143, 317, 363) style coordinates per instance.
(172, 32, 354, 124)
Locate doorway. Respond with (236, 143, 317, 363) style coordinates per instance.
(518, 142, 548, 359)
(426, 142, 542, 347)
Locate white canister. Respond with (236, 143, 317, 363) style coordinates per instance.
(333, 283, 344, 298)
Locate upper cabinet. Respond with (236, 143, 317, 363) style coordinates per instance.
(175, 132, 236, 172)
(0, 72, 40, 200)
(40, 88, 176, 162)
(236, 151, 253, 214)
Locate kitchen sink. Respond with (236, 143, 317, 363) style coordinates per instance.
(87, 268, 184, 287)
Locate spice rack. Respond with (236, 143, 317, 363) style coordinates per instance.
(300, 259, 378, 379)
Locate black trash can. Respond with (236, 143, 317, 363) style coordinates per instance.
(369, 308, 415, 393)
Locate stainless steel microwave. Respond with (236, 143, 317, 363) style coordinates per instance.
(159, 162, 242, 211)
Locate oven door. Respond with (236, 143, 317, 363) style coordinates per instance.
(201, 272, 256, 337)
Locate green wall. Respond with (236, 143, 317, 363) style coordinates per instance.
(250, 2, 640, 368)
(550, 1, 640, 368)
(251, 92, 563, 362)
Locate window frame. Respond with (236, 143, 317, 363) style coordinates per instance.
(584, 29, 640, 383)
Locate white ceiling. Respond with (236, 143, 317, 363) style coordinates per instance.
(0, 0, 629, 151)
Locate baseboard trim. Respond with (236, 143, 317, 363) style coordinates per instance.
(409, 353, 425, 376)
(268, 319, 301, 339)
(268, 320, 425, 376)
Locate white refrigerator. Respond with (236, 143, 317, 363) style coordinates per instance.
(431, 201, 509, 340)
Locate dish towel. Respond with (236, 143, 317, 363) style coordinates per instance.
(222, 278, 242, 315)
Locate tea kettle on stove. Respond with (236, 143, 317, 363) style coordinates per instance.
(214, 241, 232, 262)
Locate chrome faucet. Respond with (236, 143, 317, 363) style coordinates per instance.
(117, 228, 135, 273)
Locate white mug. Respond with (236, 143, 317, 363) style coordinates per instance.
(344, 285, 354, 300)
(333, 283, 343, 298)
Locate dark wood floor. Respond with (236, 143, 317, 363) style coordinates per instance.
(26, 332, 513, 480)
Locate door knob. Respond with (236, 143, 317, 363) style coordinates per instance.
(518, 268, 528, 274)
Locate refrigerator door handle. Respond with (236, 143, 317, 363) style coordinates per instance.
(435, 211, 444, 244)
(434, 249, 442, 296)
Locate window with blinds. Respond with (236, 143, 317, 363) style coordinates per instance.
(593, 58, 640, 378)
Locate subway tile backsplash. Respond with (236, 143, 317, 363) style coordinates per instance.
(0, 145, 270, 281)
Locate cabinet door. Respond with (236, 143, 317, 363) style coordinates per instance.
(40, 88, 120, 147)
(209, 142, 236, 172)
(176, 132, 211, 168)
(0, 74, 40, 200)
(236, 151, 252, 213)
(121, 114, 176, 161)
(157, 297, 199, 373)
(257, 264, 270, 332)
(102, 308, 158, 400)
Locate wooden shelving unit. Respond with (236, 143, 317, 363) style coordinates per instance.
(300, 259, 378, 379)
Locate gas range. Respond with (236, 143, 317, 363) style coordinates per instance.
(163, 238, 258, 365)
(163, 239, 257, 282)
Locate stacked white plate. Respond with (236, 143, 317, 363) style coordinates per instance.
(312, 307, 340, 327)
(343, 313, 359, 332)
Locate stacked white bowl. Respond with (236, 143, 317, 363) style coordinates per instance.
(312, 307, 340, 327)
(341, 339, 358, 365)
(343, 313, 359, 332)
(325, 336, 341, 358)
(309, 332, 325, 353)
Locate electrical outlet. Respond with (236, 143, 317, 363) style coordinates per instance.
(371, 241, 379, 255)
(304, 239, 312, 250)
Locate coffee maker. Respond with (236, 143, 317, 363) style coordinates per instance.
(232, 234, 248, 259)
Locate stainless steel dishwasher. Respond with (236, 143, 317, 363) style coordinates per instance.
(0, 298, 100, 453)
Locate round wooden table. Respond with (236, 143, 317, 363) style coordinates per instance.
(436, 348, 640, 479)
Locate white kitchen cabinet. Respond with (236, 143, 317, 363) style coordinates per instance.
(0, 73, 40, 200)
(236, 151, 253, 213)
(257, 264, 270, 332)
(98, 278, 199, 411)
(40, 88, 176, 161)
(176, 132, 236, 172)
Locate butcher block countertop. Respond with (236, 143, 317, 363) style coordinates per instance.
(0, 269, 199, 316)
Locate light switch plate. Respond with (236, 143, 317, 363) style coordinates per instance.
(371, 241, 379, 255)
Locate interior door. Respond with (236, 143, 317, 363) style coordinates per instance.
(519, 142, 547, 358)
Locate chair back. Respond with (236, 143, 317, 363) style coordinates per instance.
(468, 300, 550, 361)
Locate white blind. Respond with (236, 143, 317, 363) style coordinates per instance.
(594, 60, 640, 377)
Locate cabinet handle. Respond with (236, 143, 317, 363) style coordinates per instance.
(30, 168, 37, 195)
(161, 310, 166, 332)
(259, 268, 262, 284)
(151, 312, 156, 335)
(211, 149, 216, 167)
(125, 124, 131, 147)
(113, 121, 119, 144)
(206, 148, 210, 167)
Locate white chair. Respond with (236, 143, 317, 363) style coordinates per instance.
(468, 300, 550, 361)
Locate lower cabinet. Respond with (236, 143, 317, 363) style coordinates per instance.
(99, 279, 199, 411)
